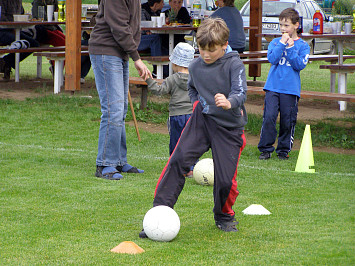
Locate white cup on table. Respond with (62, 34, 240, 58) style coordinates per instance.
(47, 5, 54, 22)
(157, 16, 162, 27)
(160, 13, 165, 26)
(335, 21, 342, 34)
(344, 23, 352, 34)
(151, 16, 159, 27)
(54, 11, 59, 22)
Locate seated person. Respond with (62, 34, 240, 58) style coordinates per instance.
(163, 0, 192, 49)
(31, 0, 65, 74)
(0, 0, 40, 80)
(31, 0, 93, 82)
(140, 0, 169, 77)
(210, 0, 246, 53)
(139, 0, 165, 57)
(164, 0, 191, 25)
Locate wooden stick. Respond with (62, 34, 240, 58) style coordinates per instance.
(128, 90, 141, 141)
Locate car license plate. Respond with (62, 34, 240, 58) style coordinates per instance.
(262, 23, 279, 31)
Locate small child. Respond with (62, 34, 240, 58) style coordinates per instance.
(140, 17, 247, 237)
(258, 8, 310, 160)
(145, 42, 195, 177)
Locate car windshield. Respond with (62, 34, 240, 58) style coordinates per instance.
(242, 2, 294, 17)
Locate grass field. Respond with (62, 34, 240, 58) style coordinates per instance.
(0, 94, 354, 264)
(1, 2, 354, 264)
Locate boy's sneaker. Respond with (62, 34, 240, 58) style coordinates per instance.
(277, 153, 289, 160)
(139, 229, 148, 238)
(259, 152, 271, 160)
(215, 220, 239, 232)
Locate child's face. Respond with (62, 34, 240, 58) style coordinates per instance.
(199, 43, 228, 65)
(279, 18, 299, 38)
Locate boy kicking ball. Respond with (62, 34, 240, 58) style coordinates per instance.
(258, 8, 310, 160)
(140, 17, 248, 237)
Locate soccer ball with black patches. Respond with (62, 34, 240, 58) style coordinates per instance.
(143, 206, 180, 242)
(193, 158, 214, 186)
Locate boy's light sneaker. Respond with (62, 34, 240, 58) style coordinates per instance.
(215, 220, 239, 232)
(277, 153, 289, 160)
(259, 152, 271, 160)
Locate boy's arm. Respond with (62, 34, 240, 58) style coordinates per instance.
(226, 60, 247, 108)
(285, 41, 310, 71)
(267, 38, 286, 65)
(188, 75, 199, 104)
(146, 77, 173, 95)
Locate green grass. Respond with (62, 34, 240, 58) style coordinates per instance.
(0, 95, 354, 265)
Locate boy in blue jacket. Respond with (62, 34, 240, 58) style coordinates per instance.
(258, 8, 310, 160)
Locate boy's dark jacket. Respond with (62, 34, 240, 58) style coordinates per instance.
(188, 51, 248, 129)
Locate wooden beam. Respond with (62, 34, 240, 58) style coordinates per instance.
(65, 0, 81, 92)
(249, 0, 262, 79)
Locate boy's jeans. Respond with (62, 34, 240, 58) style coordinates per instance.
(90, 54, 129, 167)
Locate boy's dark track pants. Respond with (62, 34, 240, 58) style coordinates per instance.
(153, 102, 246, 223)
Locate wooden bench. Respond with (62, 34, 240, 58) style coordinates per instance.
(248, 86, 355, 102)
(0, 46, 88, 80)
(129, 76, 355, 110)
(33, 50, 89, 94)
(241, 54, 355, 65)
(129, 76, 164, 109)
(140, 51, 268, 79)
(319, 64, 355, 111)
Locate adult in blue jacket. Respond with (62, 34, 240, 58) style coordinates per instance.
(210, 0, 245, 53)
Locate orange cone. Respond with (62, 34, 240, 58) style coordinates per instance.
(110, 241, 145, 254)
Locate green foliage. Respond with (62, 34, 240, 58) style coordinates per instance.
(333, 0, 355, 15)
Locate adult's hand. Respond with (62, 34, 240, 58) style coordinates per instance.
(134, 59, 152, 80)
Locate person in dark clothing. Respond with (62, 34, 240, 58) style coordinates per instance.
(139, 18, 248, 238)
(0, 0, 40, 80)
(162, 0, 192, 51)
(210, 0, 245, 53)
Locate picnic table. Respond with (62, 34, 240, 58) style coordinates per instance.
(0, 21, 65, 82)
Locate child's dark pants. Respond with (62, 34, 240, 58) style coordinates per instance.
(153, 102, 246, 223)
(258, 90, 299, 155)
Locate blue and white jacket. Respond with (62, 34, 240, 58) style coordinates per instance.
(264, 37, 310, 97)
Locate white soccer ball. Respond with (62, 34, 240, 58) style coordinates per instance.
(143, 206, 180, 242)
(193, 158, 214, 186)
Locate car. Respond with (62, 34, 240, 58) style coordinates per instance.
(240, 0, 336, 54)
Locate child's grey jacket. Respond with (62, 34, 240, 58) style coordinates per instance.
(146, 72, 193, 117)
(188, 51, 248, 129)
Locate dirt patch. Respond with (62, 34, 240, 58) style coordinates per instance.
(1, 78, 354, 155)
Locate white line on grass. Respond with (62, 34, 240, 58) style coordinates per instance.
(0, 142, 95, 154)
(1, 142, 354, 176)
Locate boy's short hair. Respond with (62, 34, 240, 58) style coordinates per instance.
(148, 0, 163, 6)
(223, 0, 235, 7)
(196, 18, 229, 49)
(279, 8, 300, 25)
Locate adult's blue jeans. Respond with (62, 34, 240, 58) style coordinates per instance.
(90, 54, 129, 167)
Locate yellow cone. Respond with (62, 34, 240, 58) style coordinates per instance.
(295, 125, 315, 173)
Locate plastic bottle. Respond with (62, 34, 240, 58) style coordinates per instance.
(58, 0, 66, 22)
(313, 10, 323, 34)
(192, 0, 202, 27)
(295, 0, 303, 34)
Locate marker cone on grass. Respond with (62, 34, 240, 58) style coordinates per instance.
(295, 124, 315, 173)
